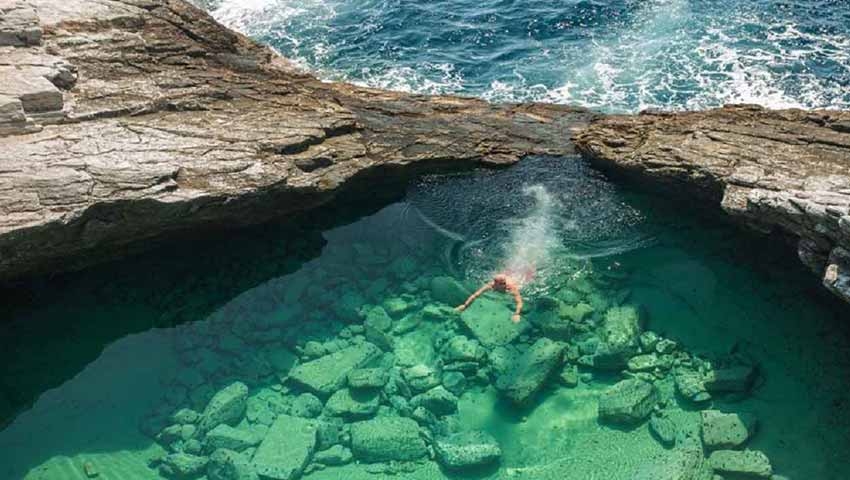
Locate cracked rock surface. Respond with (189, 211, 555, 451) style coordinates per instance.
(0, 0, 593, 280)
(575, 105, 850, 304)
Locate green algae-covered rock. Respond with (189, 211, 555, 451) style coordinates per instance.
(598, 378, 659, 424)
(421, 303, 459, 323)
(350, 417, 427, 462)
(208, 449, 258, 480)
(442, 371, 468, 396)
(632, 447, 713, 480)
(199, 382, 249, 433)
(649, 413, 677, 447)
(314, 444, 353, 466)
(251, 415, 317, 480)
(701, 410, 757, 449)
(430, 276, 470, 306)
(628, 353, 661, 372)
(559, 364, 579, 387)
(411, 386, 458, 416)
(324, 388, 380, 419)
(434, 431, 501, 470)
(496, 338, 565, 405)
(704, 365, 758, 393)
(593, 305, 643, 369)
(290, 393, 323, 419)
(288, 342, 380, 396)
(383, 296, 413, 317)
(674, 368, 711, 403)
(442, 335, 485, 364)
(205, 424, 260, 452)
(403, 363, 441, 393)
(347, 368, 389, 389)
(161, 452, 208, 478)
(708, 450, 772, 478)
(560, 302, 594, 322)
(460, 297, 525, 348)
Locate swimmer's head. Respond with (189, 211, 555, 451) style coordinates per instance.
(493, 274, 508, 289)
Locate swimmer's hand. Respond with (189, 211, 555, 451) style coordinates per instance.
(511, 314, 521, 323)
(455, 304, 467, 312)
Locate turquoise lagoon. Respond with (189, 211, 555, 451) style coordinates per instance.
(1, 156, 849, 479)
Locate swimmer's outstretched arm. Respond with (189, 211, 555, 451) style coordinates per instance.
(455, 282, 493, 311)
(510, 287, 523, 323)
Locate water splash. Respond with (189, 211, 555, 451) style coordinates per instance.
(499, 185, 560, 290)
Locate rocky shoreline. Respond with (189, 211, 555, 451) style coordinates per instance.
(1, 0, 849, 309)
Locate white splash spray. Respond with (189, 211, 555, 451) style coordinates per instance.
(498, 185, 561, 289)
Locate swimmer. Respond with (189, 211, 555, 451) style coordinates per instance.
(455, 273, 525, 323)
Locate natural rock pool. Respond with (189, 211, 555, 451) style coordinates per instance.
(1, 156, 849, 480)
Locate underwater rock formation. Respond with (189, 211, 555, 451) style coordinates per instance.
(575, 106, 850, 304)
(0, 0, 593, 281)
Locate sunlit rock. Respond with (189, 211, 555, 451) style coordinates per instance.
(435, 431, 501, 470)
(251, 415, 318, 480)
(700, 410, 757, 450)
(349, 417, 427, 463)
(598, 378, 659, 425)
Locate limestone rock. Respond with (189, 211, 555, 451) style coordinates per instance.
(593, 305, 643, 369)
(347, 368, 388, 389)
(708, 450, 773, 478)
(0, 69, 63, 113)
(349, 417, 427, 463)
(313, 445, 353, 466)
(598, 378, 659, 424)
(704, 365, 757, 393)
(206, 424, 260, 452)
(575, 105, 850, 305)
(199, 382, 249, 433)
(208, 449, 259, 480)
(410, 386, 458, 416)
(324, 388, 380, 419)
(701, 410, 757, 450)
(288, 343, 380, 396)
(460, 297, 526, 348)
(403, 364, 441, 393)
(675, 368, 711, 403)
(496, 338, 564, 405)
(650, 414, 678, 447)
(251, 415, 317, 480)
(434, 431, 501, 470)
(0, 2, 41, 47)
(161, 453, 208, 478)
(290, 393, 323, 419)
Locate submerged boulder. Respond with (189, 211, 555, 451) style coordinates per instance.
(708, 450, 772, 478)
(324, 388, 380, 419)
(347, 368, 389, 389)
(313, 445, 353, 466)
(161, 453, 208, 478)
(410, 386, 458, 416)
(649, 413, 678, 448)
(435, 431, 502, 470)
(460, 297, 526, 347)
(704, 365, 758, 393)
(208, 449, 258, 480)
(288, 342, 381, 396)
(350, 417, 427, 462)
(592, 305, 643, 369)
(598, 378, 659, 424)
(199, 382, 249, 433)
(205, 424, 260, 452)
(674, 368, 711, 403)
(496, 338, 564, 405)
(701, 410, 757, 450)
(251, 415, 317, 480)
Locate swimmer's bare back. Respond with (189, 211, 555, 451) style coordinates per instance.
(455, 273, 523, 323)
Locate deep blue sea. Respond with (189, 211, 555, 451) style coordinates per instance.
(207, 0, 850, 112)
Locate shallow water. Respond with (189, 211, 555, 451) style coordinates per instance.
(203, 0, 850, 112)
(1, 157, 849, 479)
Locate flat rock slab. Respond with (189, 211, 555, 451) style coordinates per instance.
(708, 450, 772, 478)
(460, 297, 526, 348)
(700, 410, 757, 450)
(632, 447, 713, 480)
(0, 67, 62, 113)
(289, 342, 380, 396)
(496, 338, 564, 405)
(349, 416, 427, 463)
(251, 415, 317, 480)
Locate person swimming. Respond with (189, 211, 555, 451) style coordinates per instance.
(455, 268, 534, 323)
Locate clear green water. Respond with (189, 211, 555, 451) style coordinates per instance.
(1, 156, 849, 479)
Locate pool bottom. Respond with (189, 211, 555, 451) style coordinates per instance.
(1, 158, 849, 480)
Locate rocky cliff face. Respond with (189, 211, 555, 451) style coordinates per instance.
(575, 106, 850, 303)
(0, 0, 593, 279)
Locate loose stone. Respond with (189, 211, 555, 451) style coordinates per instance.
(708, 450, 773, 478)
(349, 417, 427, 463)
(199, 382, 249, 433)
(598, 378, 659, 424)
(701, 410, 757, 450)
(434, 431, 502, 469)
(251, 415, 318, 480)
